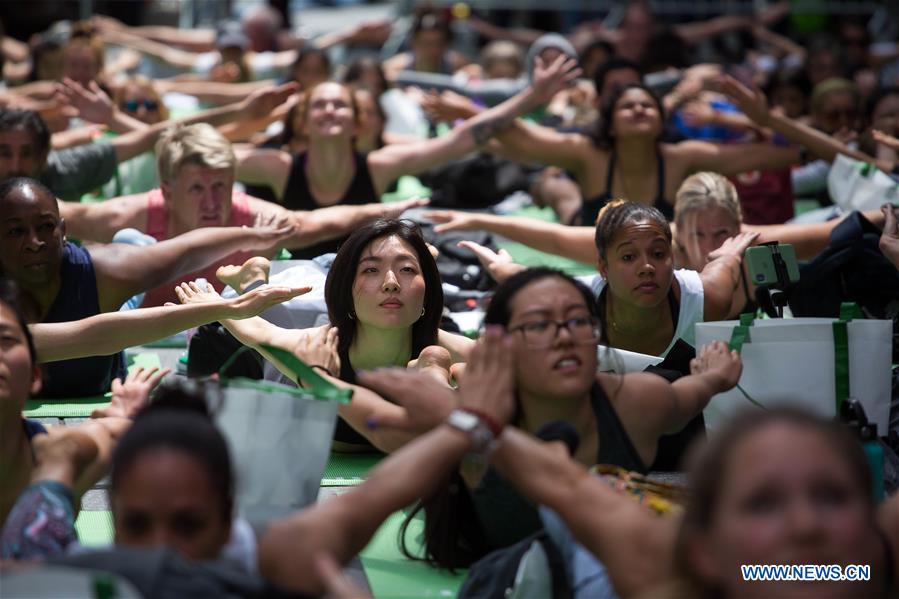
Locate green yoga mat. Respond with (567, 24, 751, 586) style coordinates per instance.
(75, 511, 114, 547)
(503, 205, 597, 276)
(23, 353, 162, 418)
(321, 453, 383, 487)
(361, 510, 466, 598)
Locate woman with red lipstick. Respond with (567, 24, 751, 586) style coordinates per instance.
(176, 219, 474, 453)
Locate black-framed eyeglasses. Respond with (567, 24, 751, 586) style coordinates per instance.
(122, 99, 159, 113)
(507, 316, 600, 348)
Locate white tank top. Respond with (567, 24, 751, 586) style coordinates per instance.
(578, 268, 705, 357)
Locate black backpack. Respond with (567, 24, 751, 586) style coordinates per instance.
(458, 530, 572, 599)
(787, 211, 899, 359)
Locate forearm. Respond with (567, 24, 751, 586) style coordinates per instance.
(668, 373, 728, 431)
(140, 227, 266, 288)
(32, 302, 233, 363)
(113, 95, 257, 162)
(296, 203, 392, 246)
(107, 107, 149, 134)
(491, 427, 673, 596)
(470, 214, 596, 263)
(159, 79, 273, 105)
(767, 112, 889, 169)
(463, 85, 543, 147)
(335, 425, 471, 551)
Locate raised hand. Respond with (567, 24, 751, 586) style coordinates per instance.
(253, 208, 293, 230)
(718, 74, 770, 126)
(94, 366, 171, 419)
(175, 281, 223, 305)
(241, 82, 300, 120)
(227, 284, 312, 319)
(377, 197, 430, 219)
(706, 231, 759, 264)
(56, 78, 115, 125)
(690, 340, 742, 391)
(426, 209, 480, 234)
(531, 53, 582, 106)
(243, 222, 298, 252)
(457, 240, 525, 283)
(457, 325, 516, 426)
(292, 325, 341, 377)
(357, 367, 457, 433)
(422, 89, 480, 122)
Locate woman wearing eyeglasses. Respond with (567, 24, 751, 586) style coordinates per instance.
(393, 266, 742, 568)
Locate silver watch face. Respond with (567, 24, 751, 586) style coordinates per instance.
(448, 409, 480, 431)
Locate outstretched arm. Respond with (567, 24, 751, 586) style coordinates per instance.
(720, 75, 894, 172)
(490, 427, 679, 598)
(699, 232, 759, 321)
(426, 210, 597, 264)
(289, 197, 431, 249)
(258, 327, 517, 595)
(30, 285, 307, 363)
(174, 282, 417, 452)
(90, 224, 296, 312)
(368, 54, 582, 194)
(109, 82, 297, 164)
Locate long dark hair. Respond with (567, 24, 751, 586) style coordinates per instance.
(593, 82, 665, 150)
(325, 219, 443, 379)
(402, 268, 598, 571)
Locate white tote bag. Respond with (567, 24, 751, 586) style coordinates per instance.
(213, 345, 349, 529)
(695, 309, 892, 435)
(827, 153, 899, 212)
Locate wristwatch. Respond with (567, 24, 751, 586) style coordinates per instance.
(446, 409, 497, 454)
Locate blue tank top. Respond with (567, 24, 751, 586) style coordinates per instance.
(39, 243, 126, 398)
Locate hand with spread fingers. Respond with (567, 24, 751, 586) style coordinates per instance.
(292, 325, 341, 379)
(377, 197, 431, 220)
(93, 366, 171, 419)
(357, 368, 458, 433)
(227, 284, 312, 319)
(426, 210, 480, 234)
(690, 340, 743, 392)
(456, 325, 516, 427)
(707, 231, 759, 264)
(457, 240, 526, 283)
(531, 54, 583, 106)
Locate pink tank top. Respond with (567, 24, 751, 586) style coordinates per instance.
(140, 189, 258, 307)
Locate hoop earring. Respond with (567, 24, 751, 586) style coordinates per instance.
(348, 311, 356, 320)
(420, 307, 426, 317)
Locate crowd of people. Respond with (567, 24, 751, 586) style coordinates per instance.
(2, 1, 899, 597)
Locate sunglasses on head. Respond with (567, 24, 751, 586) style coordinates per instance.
(122, 99, 159, 113)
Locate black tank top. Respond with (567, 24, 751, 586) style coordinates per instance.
(469, 381, 647, 549)
(574, 148, 673, 226)
(282, 152, 379, 259)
